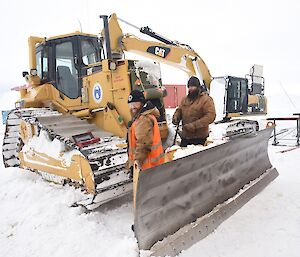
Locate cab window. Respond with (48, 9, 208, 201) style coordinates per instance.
(36, 47, 48, 81)
(81, 39, 101, 65)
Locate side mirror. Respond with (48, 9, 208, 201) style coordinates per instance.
(22, 71, 29, 77)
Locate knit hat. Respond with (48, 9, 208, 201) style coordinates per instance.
(128, 89, 146, 103)
(187, 76, 201, 88)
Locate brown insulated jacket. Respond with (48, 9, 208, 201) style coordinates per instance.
(173, 92, 216, 139)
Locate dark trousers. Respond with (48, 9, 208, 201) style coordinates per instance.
(180, 138, 207, 147)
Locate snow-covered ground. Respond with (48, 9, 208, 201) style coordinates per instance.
(1, 92, 300, 257)
(0, 122, 137, 257)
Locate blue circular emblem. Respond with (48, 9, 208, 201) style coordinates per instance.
(93, 83, 103, 103)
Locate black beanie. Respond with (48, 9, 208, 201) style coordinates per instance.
(187, 76, 201, 88)
(128, 89, 145, 103)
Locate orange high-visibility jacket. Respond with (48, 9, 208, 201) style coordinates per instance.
(128, 114, 164, 170)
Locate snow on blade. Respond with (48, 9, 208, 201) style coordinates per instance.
(173, 140, 227, 160)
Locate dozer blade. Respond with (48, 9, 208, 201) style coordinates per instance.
(133, 127, 278, 256)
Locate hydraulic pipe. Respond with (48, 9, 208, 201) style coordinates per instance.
(100, 15, 112, 60)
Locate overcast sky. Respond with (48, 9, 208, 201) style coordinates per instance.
(1, 0, 300, 98)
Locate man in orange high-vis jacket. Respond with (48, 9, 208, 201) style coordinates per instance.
(127, 89, 164, 171)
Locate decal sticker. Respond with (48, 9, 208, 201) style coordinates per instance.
(147, 46, 171, 58)
(93, 83, 103, 103)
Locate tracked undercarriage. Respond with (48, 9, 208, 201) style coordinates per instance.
(2, 108, 132, 210)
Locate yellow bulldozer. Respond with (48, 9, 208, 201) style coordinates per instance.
(2, 13, 278, 256)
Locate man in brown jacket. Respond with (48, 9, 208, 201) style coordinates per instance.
(172, 76, 216, 147)
(127, 89, 164, 171)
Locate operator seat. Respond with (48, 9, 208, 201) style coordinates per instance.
(56, 65, 78, 98)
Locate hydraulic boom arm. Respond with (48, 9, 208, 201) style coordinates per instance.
(103, 13, 212, 88)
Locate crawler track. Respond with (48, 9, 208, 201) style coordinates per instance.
(2, 108, 132, 209)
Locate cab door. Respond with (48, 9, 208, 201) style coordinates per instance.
(53, 37, 82, 109)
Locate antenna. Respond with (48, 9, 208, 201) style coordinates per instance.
(279, 81, 297, 109)
(77, 19, 82, 32)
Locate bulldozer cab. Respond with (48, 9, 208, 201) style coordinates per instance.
(210, 70, 267, 121)
(225, 76, 249, 115)
(224, 72, 266, 116)
(36, 34, 102, 103)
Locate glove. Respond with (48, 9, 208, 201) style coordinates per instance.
(135, 160, 142, 170)
(172, 117, 180, 125)
(184, 123, 195, 132)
